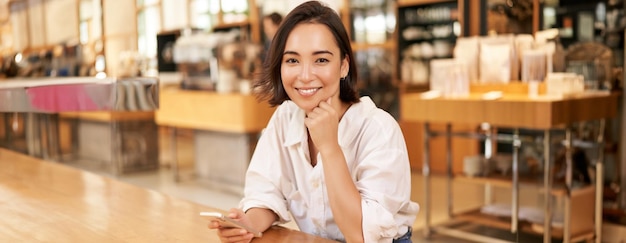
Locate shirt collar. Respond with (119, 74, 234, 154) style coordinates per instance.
(283, 104, 306, 147)
(281, 97, 377, 148)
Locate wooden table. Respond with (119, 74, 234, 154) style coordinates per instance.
(0, 148, 335, 242)
(401, 91, 620, 243)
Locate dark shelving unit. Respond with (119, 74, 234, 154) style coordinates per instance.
(397, 0, 460, 90)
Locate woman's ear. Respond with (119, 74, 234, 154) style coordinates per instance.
(341, 55, 350, 78)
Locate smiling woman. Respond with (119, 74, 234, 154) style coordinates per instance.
(208, 1, 419, 243)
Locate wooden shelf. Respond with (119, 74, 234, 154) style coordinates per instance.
(398, 0, 456, 8)
(401, 35, 457, 43)
(213, 20, 250, 31)
(454, 174, 595, 197)
(59, 111, 154, 122)
(453, 210, 594, 241)
(397, 82, 429, 93)
(402, 19, 458, 26)
(351, 41, 395, 51)
(430, 169, 596, 242)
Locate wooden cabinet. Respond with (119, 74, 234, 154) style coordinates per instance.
(155, 88, 274, 133)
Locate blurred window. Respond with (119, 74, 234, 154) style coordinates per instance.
(137, 0, 161, 58)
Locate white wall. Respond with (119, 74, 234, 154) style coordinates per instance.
(45, 0, 79, 45)
(27, 0, 45, 47)
(9, 2, 28, 52)
(10, 0, 81, 50)
(161, 0, 187, 31)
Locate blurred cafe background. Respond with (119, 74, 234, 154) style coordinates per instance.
(1, 0, 626, 241)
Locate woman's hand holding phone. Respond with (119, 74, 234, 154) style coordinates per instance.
(204, 208, 261, 242)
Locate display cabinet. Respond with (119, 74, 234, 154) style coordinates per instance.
(397, 0, 461, 91)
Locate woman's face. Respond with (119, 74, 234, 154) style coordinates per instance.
(280, 23, 349, 113)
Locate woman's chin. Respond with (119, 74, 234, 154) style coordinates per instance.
(291, 96, 324, 113)
(296, 102, 317, 114)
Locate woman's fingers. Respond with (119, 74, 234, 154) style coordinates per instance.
(306, 100, 334, 121)
(216, 228, 254, 243)
(208, 221, 220, 229)
(228, 208, 243, 219)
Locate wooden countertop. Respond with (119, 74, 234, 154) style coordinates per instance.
(0, 148, 336, 242)
(401, 91, 620, 129)
(59, 111, 155, 122)
(155, 88, 275, 133)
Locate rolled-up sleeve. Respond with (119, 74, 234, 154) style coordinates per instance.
(238, 115, 292, 224)
(354, 114, 419, 242)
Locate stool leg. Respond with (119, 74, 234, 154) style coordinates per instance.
(170, 127, 179, 182)
(111, 121, 121, 176)
(2, 113, 9, 148)
(26, 113, 42, 158)
(41, 114, 50, 160)
(47, 114, 61, 161)
(70, 118, 79, 161)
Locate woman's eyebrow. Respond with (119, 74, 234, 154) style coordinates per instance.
(283, 50, 334, 56)
(313, 50, 333, 56)
(283, 50, 299, 55)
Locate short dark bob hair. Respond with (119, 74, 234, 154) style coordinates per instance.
(253, 1, 359, 106)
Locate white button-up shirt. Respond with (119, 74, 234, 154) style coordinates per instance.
(240, 97, 419, 242)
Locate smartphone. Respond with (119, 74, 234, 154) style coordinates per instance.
(200, 212, 262, 238)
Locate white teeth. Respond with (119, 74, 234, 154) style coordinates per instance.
(298, 88, 318, 94)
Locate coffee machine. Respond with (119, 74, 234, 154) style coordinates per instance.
(173, 29, 262, 92)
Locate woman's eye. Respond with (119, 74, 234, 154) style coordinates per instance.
(285, 58, 298, 64)
(316, 58, 329, 63)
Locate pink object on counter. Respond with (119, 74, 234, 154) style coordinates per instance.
(26, 85, 99, 112)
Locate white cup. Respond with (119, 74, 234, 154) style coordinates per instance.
(463, 155, 485, 177)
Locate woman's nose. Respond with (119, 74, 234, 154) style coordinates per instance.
(298, 63, 314, 82)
